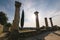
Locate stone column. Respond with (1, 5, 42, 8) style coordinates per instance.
(12, 1, 21, 31)
(8, 1, 21, 40)
(34, 11, 40, 30)
(45, 17, 48, 28)
(49, 17, 53, 27)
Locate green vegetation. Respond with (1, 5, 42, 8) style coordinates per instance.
(0, 12, 8, 25)
(5, 23, 11, 27)
(0, 11, 11, 32)
(21, 10, 24, 28)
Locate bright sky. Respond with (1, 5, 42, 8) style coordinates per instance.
(0, 0, 60, 27)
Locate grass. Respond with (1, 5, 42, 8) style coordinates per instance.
(19, 29, 36, 33)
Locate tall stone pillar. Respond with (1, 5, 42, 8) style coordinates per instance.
(34, 11, 40, 30)
(45, 17, 48, 28)
(8, 1, 21, 40)
(12, 1, 21, 31)
(49, 17, 53, 27)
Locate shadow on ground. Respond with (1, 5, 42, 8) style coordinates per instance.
(0, 30, 60, 40)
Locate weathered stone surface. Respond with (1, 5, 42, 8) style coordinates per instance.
(12, 1, 21, 31)
(34, 11, 40, 30)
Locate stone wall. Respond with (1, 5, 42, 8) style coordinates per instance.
(0, 24, 3, 34)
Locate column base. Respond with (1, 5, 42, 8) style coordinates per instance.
(8, 30, 19, 40)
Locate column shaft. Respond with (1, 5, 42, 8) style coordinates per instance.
(12, 1, 21, 31)
(36, 14, 39, 29)
(49, 18, 53, 27)
(34, 11, 40, 30)
(45, 18, 48, 27)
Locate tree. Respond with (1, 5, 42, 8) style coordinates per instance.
(0, 11, 8, 32)
(0, 11, 8, 25)
(21, 10, 24, 28)
(4, 23, 12, 32)
(5, 23, 11, 27)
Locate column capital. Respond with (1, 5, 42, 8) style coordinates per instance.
(34, 11, 39, 15)
(49, 17, 52, 19)
(45, 17, 47, 19)
(15, 1, 21, 8)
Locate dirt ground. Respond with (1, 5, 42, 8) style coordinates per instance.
(0, 30, 60, 40)
(25, 30, 60, 40)
(45, 31, 60, 40)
